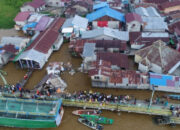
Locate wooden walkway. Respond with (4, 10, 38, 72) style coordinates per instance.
(18, 69, 33, 88)
(61, 99, 180, 125)
(1, 91, 180, 125)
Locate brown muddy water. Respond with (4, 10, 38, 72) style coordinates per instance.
(0, 30, 180, 130)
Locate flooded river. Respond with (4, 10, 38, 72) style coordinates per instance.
(0, 30, 180, 130)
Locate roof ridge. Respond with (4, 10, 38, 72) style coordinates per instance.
(158, 41, 164, 71)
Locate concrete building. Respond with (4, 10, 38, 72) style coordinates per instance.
(86, 7, 125, 29)
(20, 0, 46, 12)
(135, 40, 180, 75)
(125, 13, 142, 32)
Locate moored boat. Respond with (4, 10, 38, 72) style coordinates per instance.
(0, 97, 64, 128)
(167, 95, 180, 100)
(78, 118, 103, 130)
(80, 114, 114, 124)
(72, 109, 100, 116)
(153, 116, 170, 125)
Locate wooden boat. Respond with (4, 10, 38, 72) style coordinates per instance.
(153, 116, 170, 125)
(72, 109, 100, 116)
(80, 114, 114, 124)
(167, 95, 180, 100)
(78, 118, 103, 130)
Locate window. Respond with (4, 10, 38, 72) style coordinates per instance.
(94, 76, 100, 80)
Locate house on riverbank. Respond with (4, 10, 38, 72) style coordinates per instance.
(89, 67, 149, 89)
(15, 18, 65, 69)
(20, 0, 46, 12)
(135, 40, 180, 76)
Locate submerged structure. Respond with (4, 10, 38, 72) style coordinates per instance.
(0, 97, 63, 128)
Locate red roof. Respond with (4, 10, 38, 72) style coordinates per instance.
(14, 11, 31, 22)
(26, 18, 65, 54)
(97, 52, 129, 69)
(1, 45, 17, 54)
(125, 13, 142, 23)
(69, 39, 127, 54)
(89, 68, 148, 85)
(159, 1, 180, 10)
(24, 0, 45, 9)
(129, 32, 169, 47)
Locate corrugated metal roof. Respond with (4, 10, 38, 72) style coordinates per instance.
(136, 40, 180, 73)
(135, 6, 161, 17)
(72, 15, 88, 29)
(125, 13, 142, 23)
(142, 32, 169, 37)
(61, 18, 73, 29)
(93, 2, 109, 10)
(14, 11, 31, 22)
(82, 43, 96, 57)
(35, 16, 53, 31)
(17, 49, 46, 68)
(26, 18, 65, 54)
(1, 37, 29, 47)
(142, 16, 168, 31)
(86, 7, 125, 22)
(81, 27, 129, 41)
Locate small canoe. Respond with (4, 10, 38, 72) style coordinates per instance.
(80, 114, 114, 125)
(78, 118, 103, 130)
(72, 109, 100, 116)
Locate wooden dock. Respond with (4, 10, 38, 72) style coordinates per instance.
(18, 69, 33, 88)
(62, 99, 180, 125)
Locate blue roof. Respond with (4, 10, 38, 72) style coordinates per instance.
(93, 2, 109, 10)
(86, 7, 125, 22)
(149, 73, 173, 87)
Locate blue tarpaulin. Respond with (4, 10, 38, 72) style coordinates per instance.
(23, 22, 37, 31)
(86, 7, 125, 22)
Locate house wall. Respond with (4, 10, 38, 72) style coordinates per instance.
(127, 21, 141, 32)
(95, 15, 118, 21)
(46, 48, 53, 61)
(134, 54, 142, 63)
(15, 21, 26, 26)
(138, 63, 149, 72)
(92, 21, 119, 29)
(150, 63, 162, 74)
(20, 5, 35, 12)
(164, 6, 180, 13)
(131, 43, 145, 49)
(46, 0, 65, 7)
(53, 35, 64, 51)
(91, 75, 108, 87)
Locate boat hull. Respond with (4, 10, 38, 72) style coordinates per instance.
(72, 109, 99, 116)
(0, 117, 57, 128)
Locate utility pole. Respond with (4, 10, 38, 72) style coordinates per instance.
(148, 85, 155, 110)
